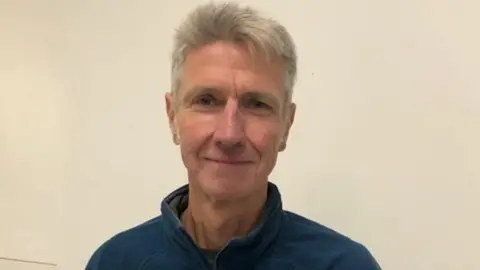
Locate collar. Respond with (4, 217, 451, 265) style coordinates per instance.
(160, 182, 284, 268)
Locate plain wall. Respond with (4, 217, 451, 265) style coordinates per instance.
(1, 1, 479, 270)
(0, 0, 66, 268)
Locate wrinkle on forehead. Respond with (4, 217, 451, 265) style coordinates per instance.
(179, 41, 285, 101)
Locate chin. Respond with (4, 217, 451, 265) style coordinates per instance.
(200, 175, 258, 201)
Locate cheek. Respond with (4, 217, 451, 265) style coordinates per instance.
(247, 124, 282, 156)
(247, 127, 281, 178)
(178, 116, 213, 155)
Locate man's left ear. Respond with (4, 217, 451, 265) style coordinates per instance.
(279, 102, 296, 152)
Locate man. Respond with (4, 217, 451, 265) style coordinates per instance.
(86, 2, 381, 269)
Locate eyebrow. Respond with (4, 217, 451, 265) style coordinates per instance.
(242, 91, 280, 107)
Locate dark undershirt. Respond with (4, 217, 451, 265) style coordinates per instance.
(201, 249, 218, 267)
(172, 194, 219, 268)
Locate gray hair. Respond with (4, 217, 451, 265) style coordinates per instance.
(170, 2, 297, 101)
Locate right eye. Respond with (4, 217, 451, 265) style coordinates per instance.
(193, 94, 217, 107)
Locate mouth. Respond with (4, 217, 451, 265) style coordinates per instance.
(204, 158, 252, 165)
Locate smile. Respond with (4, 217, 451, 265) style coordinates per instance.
(205, 158, 252, 165)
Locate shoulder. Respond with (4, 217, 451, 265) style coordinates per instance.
(276, 211, 381, 269)
(86, 216, 167, 270)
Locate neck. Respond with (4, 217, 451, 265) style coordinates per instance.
(182, 185, 268, 251)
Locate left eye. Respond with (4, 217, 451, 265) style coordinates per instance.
(245, 99, 270, 109)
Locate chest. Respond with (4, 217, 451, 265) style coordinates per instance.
(140, 256, 297, 270)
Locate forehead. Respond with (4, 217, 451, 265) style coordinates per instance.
(179, 42, 285, 98)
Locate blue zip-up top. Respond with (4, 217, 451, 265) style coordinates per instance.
(86, 182, 381, 269)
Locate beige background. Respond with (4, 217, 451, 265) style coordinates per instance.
(1, 0, 479, 269)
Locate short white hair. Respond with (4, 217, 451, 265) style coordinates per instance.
(170, 2, 297, 101)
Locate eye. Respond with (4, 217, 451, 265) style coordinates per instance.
(245, 98, 271, 110)
(193, 94, 217, 107)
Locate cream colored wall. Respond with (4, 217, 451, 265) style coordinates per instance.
(0, 0, 66, 268)
(1, 1, 479, 270)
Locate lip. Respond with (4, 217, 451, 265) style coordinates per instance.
(205, 158, 252, 165)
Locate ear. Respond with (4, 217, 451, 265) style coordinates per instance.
(279, 102, 296, 152)
(165, 92, 180, 145)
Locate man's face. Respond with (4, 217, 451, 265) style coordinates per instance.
(165, 41, 295, 200)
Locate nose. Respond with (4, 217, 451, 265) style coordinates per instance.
(213, 98, 245, 153)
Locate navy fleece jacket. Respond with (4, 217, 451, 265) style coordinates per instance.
(86, 183, 381, 270)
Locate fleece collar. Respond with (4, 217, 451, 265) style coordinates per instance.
(160, 182, 284, 269)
